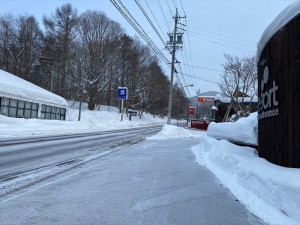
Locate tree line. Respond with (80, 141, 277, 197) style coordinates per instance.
(0, 3, 190, 118)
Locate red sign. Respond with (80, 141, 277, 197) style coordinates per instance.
(198, 97, 214, 103)
(191, 119, 209, 130)
(188, 107, 196, 115)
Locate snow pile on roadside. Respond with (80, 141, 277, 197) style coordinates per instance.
(207, 112, 258, 146)
(147, 124, 204, 140)
(192, 135, 300, 225)
(0, 105, 165, 138)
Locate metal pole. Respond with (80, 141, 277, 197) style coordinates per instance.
(78, 95, 82, 121)
(49, 65, 53, 92)
(177, 97, 180, 126)
(121, 99, 124, 121)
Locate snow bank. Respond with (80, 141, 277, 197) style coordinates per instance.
(147, 124, 204, 140)
(0, 69, 68, 107)
(0, 105, 165, 138)
(256, 1, 300, 62)
(207, 112, 258, 146)
(214, 93, 258, 103)
(192, 136, 300, 225)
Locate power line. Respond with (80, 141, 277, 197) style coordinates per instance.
(189, 32, 256, 54)
(179, 0, 186, 15)
(188, 30, 256, 48)
(167, 8, 186, 124)
(188, 25, 256, 44)
(164, 0, 174, 17)
(180, 63, 223, 72)
(134, 0, 166, 46)
(157, 0, 172, 33)
(110, 0, 170, 66)
(171, 0, 177, 9)
(143, 0, 168, 41)
(178, 72, 220, 84)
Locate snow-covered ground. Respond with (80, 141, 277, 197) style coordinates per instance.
(0, 106, 299, 225)
(149, 117, 300, 225)
(0, 102, 166, 139)
(207, 112, 258, 146)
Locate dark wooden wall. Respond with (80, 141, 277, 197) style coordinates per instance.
(258, 16, 300, 168)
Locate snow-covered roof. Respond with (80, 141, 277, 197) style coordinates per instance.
(0, 69, 68, 107)
(256, 1, 300, 62)
(214, 93, 257, 103)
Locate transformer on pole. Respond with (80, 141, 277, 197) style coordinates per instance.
(166, 9, 185, 124)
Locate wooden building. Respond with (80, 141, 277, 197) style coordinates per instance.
(257, 2, 300, 168)
(213, 94, 257, 123)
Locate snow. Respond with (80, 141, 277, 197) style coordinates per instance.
(1, 101, 299, 225)
(0, 102, 165, 138)
(147, 124, 204, 140)
(207, 112, 258, 146)
(214, 93, 258, 103)
(256, 1, 300, 63)
(192, 136, 300, 225)
(0, 69, 68, 107)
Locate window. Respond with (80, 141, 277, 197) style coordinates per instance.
(17, 100, 25, 118)
(39, 104, 66, 120)
(31, 103, 38, 118)
(8, 99, 17, 117)
(0, 97, 9, 116)
(0, 98, 66, 120)
(60, 108, 66, 120)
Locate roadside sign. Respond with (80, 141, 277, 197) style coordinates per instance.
(188, 107, 196, 115)
(198, 97, 214, 103)
(117, 87, 128, 100)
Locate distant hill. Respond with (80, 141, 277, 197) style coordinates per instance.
(189, 91, 223, 107)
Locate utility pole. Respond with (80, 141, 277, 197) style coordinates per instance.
(167, 9, 185, 124)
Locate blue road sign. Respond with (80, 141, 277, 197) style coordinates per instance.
(117, 87, 128, 100)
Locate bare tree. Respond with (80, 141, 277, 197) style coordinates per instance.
(43, 3, 78, 97)
(219, 54, 257, 101)
(0, 14, 42, 80)
(76, 10, 124, 110)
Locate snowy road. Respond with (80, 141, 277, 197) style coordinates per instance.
(0, 125, 162, 196)
(0, 136, 265, 225)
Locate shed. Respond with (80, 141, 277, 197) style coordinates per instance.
(0, 69, 68, 120)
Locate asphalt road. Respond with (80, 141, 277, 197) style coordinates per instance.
(0, 125, 162, 182)
(0, 135, 266, 225)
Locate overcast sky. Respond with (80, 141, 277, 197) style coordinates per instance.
(0, 0, 297, 97)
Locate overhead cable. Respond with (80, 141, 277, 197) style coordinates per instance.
(110, 0, 170, 66)
(134, 0, 166, 46)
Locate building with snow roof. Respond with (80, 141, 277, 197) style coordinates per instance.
(0, 69, 68, 120)
(213, 93, 258, 123)
(257, 1, 300, 168)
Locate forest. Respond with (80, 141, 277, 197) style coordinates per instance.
(0, 3, 190, 118)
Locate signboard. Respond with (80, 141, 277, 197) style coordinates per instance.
(198, 97, 214, 103)
(117, 87, 128, 100)
(188, 107, 196, 115)
(191, 119, 209, 130)
(257, 65, 279, 120)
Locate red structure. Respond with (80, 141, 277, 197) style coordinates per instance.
(190, 119, 209, 130)
(188, 107, 196, 115)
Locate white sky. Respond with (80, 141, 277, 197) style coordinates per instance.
(0, 0, 297, 96)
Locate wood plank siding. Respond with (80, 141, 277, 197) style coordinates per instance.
(258, 16, 300, 168)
